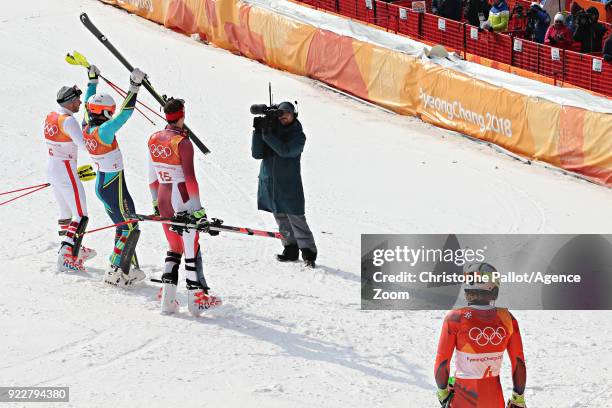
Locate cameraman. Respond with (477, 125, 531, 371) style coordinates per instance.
(526, 2, 551, 43)
(251, 102, 318, 268)
(545, 13, 573, 49)
(573, 7, 607, 53)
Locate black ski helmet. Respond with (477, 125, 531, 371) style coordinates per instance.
(278, 101, 297, 117)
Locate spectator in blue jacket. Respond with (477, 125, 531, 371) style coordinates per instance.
(527, 2, 551, 43)
(251, 102, 318, 268)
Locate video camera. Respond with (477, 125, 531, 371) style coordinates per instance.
(250, 104, 284, 118)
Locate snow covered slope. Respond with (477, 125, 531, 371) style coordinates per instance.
(1, 1, 611, 407)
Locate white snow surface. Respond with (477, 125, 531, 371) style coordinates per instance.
(1, 1, 612, 407)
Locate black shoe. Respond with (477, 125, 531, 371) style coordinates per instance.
(277, 244, 299, 262)
(301, 248, 317, 268)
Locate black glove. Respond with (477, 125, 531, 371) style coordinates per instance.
(208, 218, 224, 236)
(253, 116, 266, 130)
(549, 37, 557, 44)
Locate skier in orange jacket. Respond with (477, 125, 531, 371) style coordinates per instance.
(434, 262, 527, 408)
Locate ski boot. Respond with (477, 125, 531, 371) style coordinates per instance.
(187, 279, 222, 317)
(77, 246, 97, 262)
(57, 244, 86, 272)
(276, 244, 299, 262)
(103, 264, 145, 287)
(160, 283, 180, 314)
(159, 251, 181, 314)
(301, 247, 317, 268)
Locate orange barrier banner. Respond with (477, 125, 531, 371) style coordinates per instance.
(97, 0, 612, 187)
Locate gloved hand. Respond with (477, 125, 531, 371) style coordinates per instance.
(191, 208, 207, 223)
(129, 68, 146, 93)
(152, 199, 159, 216)
(88, 65, 100, 83)
(506, 392, 526, 408)
(253, 116, 266, 130)
(191, 208, 220, 236)
(77, 164, 96, 181)
(437, 387, 453, 406)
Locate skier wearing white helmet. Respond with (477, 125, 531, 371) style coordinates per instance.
(434, 262, 527, 408)
(82, 63, 147, 287)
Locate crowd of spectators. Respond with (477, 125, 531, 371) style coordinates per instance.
(426, 0, 611, 56)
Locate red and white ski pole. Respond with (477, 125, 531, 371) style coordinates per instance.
(0, 183, 50, 206)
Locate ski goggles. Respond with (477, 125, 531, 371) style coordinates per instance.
(463, 262, 499, 290)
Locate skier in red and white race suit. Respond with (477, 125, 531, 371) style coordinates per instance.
(44, 85, 96, 272)
(434, 262, 527, 408)
(147, 98, 222, 316)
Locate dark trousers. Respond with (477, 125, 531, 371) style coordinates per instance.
(273, 213, 316, 252)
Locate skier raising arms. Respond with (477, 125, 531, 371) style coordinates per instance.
(45, 85, 96, 272)
(147, 98, 222, 316)
(434, 263, 527, 408)
(82, 64, 146, 286)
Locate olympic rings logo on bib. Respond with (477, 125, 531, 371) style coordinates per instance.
(85, 138, 98, 152)
(44, 123, 59, 137)
(150, 144, 171, 159)
(468, 326, 506, 346)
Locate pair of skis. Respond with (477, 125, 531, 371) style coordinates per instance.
(124, 213, 284, 240)
(78, 13, 211, 154)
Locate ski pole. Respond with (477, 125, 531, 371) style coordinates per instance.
(0, 184, 50, 206)
(103, 76, 165, 120)
(83, 220, 138, 235)
(0, 182, 50, 196)
(65, 52, 159, 125)
(102, 78, 157, 125)
(79, 13, 212, 155)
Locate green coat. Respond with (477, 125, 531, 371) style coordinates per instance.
(251, 119, 306, 215)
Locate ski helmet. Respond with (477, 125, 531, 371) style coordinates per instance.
(87, 93, 116, 119)
(56, 85, 82, 105)
(463, 262, 500, 301)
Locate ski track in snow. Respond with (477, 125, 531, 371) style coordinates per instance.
(1, 1, 612, 407)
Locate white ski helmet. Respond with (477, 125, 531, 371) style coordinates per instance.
(463, 262, 500, 300)
(87, 93, 116, 119)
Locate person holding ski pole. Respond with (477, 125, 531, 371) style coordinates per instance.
(434, 262, 527, 408)
(147, 98, 222, 316)
(45, 84, 97, 272)
(82, 64, 146, 286)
